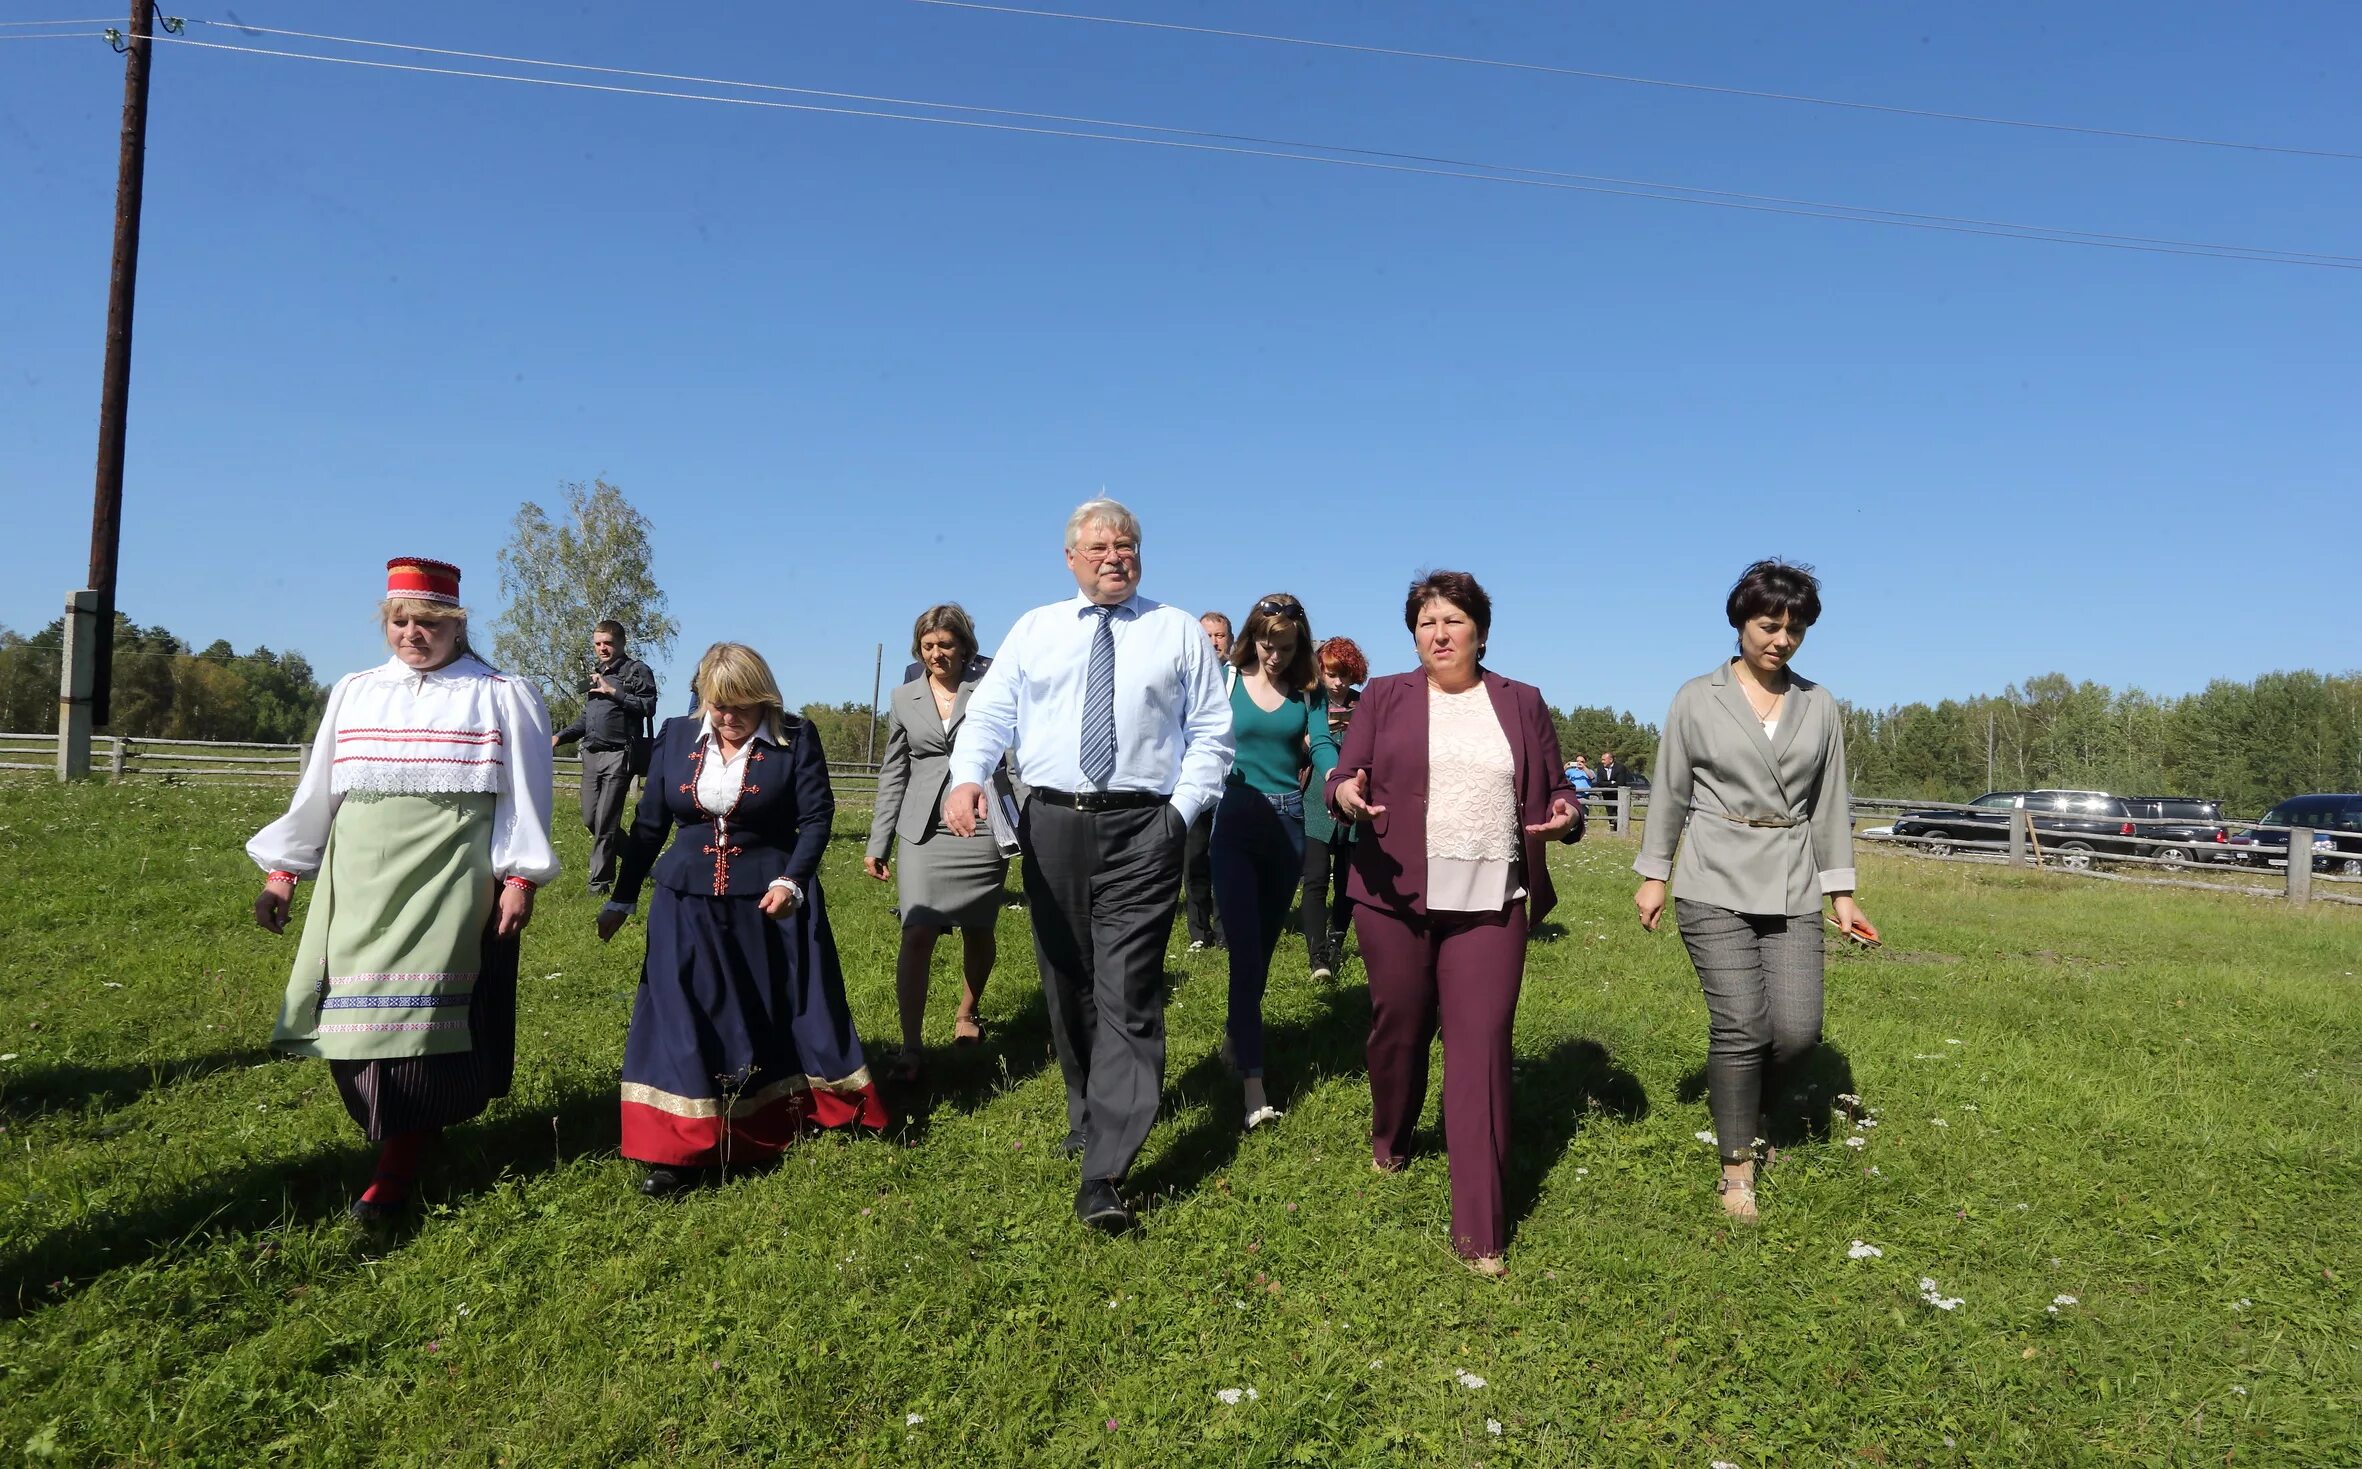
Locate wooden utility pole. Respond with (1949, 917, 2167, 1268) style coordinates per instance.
(85, 0, 159, 727)
(865, 643, 884, 764)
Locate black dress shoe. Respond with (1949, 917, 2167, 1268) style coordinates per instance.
(639, 1165, 700, 1197)
(1059, 1131, 1087, 1159)
(1076, 1178, 1135, 1232)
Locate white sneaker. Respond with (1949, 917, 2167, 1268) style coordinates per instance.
(1309, 965, 1334, 983)
(1245, 1105, 1284, 1130)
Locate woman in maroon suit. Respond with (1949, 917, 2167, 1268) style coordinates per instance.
(1326, 571, 1584, 1277)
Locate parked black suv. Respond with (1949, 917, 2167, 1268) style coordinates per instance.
(1891, 790, 2140, 867)
(2227, 793, 2362, 876)
(2119, 796, 2231, 869)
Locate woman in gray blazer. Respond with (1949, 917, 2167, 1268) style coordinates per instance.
(1633, 560, 1877, 1224)
(865, 604, 1012, 1082)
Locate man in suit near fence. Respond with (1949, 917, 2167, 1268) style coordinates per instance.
(943, 497, 1234, 1232)
(553, 620, 659, 894)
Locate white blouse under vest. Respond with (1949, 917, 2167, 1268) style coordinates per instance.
(246, 654, 561, 885)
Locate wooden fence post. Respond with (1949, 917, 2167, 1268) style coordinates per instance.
(2008, 808, 2030, 867)
(1612, 786, 1630, 836)
(2287, 828, 2314, 906)
(110, 735, 128, 781)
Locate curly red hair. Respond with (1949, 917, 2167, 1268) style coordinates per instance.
(1316, 636, 1369, 686)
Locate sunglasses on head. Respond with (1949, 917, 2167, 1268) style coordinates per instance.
(1253, 598, 1303, 619)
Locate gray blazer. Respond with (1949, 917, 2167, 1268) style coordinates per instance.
(1634, 660, 1856, 917)
(867, 676, 1010, 859)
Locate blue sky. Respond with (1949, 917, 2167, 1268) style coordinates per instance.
(4, 0, 2357, 724)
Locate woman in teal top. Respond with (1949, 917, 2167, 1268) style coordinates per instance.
(1211, 593, 1338, 1130)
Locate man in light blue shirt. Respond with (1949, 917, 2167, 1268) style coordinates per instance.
(946, 497, 1234, 1231)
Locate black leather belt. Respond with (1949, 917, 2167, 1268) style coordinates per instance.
(1032, 787, 1166, 812)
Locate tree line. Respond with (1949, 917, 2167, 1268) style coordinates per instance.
(9, 475, 2355, 816)
(0, 614, 327, 745)
(1837, 670, 2362, 817)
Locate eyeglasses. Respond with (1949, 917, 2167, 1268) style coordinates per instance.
(1253, 598, 1304, 619)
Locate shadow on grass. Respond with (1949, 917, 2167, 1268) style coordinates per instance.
(0, 1047, 279, 1125)
(1130, 976, 1369, 1212)
(1675, 1041, 1858, 1149)
(1504, 1036, 1648, 1239)
(875, 978, 1059, 1146)
(1, 1079, 621, 1322)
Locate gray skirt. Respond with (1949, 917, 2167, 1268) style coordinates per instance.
(897, 823, 1010, 931)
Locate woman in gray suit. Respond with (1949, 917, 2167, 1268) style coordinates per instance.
(1633, 560, 1877, 1224)
(865, 604, 1011, 1081)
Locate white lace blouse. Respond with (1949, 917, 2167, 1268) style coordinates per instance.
(1426, 683, 1522, 912)
(246, 654, 561, 886)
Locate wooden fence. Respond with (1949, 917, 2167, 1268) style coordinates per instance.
(0, 730, 882, 802)
(6, 732, 2353, 907)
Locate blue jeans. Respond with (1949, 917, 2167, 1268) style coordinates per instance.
(1210, 783, 1306, 1078)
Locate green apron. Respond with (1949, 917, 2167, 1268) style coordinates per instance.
(273, 791, 497, 1062)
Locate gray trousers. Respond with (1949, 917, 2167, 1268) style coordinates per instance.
(1676, 899, 1824, 1164)
(581, 746, 634, 886)
(1019, 799, 1186, 1183)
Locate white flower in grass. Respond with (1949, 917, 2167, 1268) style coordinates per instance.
(1944, 1038, 1962, 1046)
(1917, 1277, 1964, 1311)
(2053, 1294, 2078, 1306)
(2231, 1385, 2249, 1397)
(1455, 1370, 1487, 1390)
(905, 1414, 924, 1427)
(0, 1054, 16, 1063)
(1844, 1136, 1867, 1150)
(1929, 1118, 1949, 1128)
(1694, 1130, 1719, 1146)
(1216, 1389, 1244, 1405)
(1486, 1419, 1502, 1436)
(1712, 1461, 1741, 1469)
(1575, 1167, 1590, 1177)
(2231, 1298, 2251, 1311)
(1847, 1241, 1883, 1259)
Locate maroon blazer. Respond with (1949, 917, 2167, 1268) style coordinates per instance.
(1323, 668, 1583, 923)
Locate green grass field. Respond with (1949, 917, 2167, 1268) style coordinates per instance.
(1, 781, 2355, 1466)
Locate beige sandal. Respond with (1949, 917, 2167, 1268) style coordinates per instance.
(1717, 1173, 1759, 1224)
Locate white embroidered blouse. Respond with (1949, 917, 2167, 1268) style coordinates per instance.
(246, 654, 561, 886)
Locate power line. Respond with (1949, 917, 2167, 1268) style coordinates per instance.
(0, 29, 103, 40)
(156, 20, 2362, 267)
(0, 17, 118, 24)
(146, 29, 2362, 270)
(893, 0, 2362, 164)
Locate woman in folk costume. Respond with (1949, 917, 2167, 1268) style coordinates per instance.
(596, 642, 887, 1195)
(249, 557, 559, 1222)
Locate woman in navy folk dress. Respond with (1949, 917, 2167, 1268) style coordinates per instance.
(596, 642, 885, 1194)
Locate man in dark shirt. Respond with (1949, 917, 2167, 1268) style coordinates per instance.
(1596, 749, 1623, 789)
(552, 620, 660, 893)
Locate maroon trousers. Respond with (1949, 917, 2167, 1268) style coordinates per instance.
(1354, 899, 1528, 1258)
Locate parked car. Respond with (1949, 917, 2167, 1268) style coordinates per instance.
(2118, 796, 2231, 869)
(1891, 790, 2140, 867)
(2227, 793, 2362, 876)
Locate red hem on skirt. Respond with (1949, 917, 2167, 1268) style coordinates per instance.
(620, 1083, 887, 1166)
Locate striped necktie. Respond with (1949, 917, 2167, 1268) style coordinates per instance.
(1080, 604, 1117, 787)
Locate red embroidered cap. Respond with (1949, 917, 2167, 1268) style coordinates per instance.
(385, 557, 462, 606)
